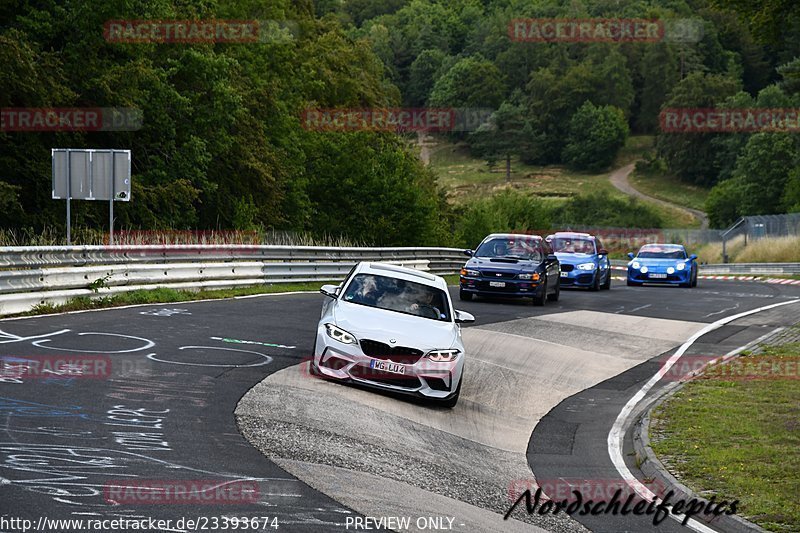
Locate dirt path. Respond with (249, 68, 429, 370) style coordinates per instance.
(609, 162, 709, 229)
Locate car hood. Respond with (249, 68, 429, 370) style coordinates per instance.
(466, 257, 541, 272)
(554, 252, 596, 264)
(333, 300, 458, 350)
(631, 257, 687, 266)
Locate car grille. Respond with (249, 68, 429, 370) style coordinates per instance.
(350, 365, 421, 389)
(360, 339, 424, 364)
(560, 264, 574, 272)
(480, 270, 516, 279)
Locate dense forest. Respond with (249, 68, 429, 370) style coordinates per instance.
(2, 0, 799, 245)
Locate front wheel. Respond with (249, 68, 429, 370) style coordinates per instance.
(601, 270, 612, 290)
(547, 279, 560, 301)
(459, 289, 473, 301)
(589, 272, 600, 291)
(533, 281, 547, 306)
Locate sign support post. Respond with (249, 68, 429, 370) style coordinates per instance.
(66, 150, 72, 245)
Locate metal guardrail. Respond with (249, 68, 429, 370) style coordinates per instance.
(0, 245, 468, 316)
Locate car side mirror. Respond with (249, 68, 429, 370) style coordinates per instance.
(463, 249, 474, 257)
(627, 252, 635, 259)
(598, 249, 608, 256)
(320, 284, 339, 299)
(689, 254, 697, 261)
(454, 310, 475, 324)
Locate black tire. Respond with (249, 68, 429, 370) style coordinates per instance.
(533, 281, 547, 306)
(691, 269, 698, 287)
(459, 289, 473, 301)
(601, 269, 612, 290)
(440, 374, 462, 408)
(547, 279, 560, 301)
(589, 271, 600, 291)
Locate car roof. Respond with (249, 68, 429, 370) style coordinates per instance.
(483, 233, 542, 240)
(548, 232, 595, 239)
(355, 261, 446, 290)
(640, 243, 685, 250)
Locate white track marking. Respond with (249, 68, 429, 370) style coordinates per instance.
(147, 346, 273, 368)
(608, 298, 800, 533)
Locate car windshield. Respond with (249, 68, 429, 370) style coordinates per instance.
(341, 273, 451, 322)
(637, 245, 686, 259)
(474, 237, 543, 261)
(550, 237, 595, 255)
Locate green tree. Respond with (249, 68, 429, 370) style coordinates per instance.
(656, 72, 740, 185)
(468, 97, 529, 181)
(562, 102, 629, 172)
(428, 55, 506, 108)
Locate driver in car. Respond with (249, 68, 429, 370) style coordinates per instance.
(408, 290, 442, 319)
(493, 241, 508, 257)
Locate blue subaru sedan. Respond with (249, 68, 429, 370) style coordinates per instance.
(627, 243, 698, 287)
(459, 233, 560, 306)
(545, 232, 611, 291)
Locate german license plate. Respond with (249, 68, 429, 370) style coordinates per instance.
(370, 360, 406, 375)
(560, 271, 568, 277)
(649, 273, 667, 279)
(489, 281, 506, 287)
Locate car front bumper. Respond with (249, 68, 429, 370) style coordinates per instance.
(459, 275, 543, 298)
(627, 268, 691, 285)
(558, 267, 597, 287)
(313, 328, 463, 400)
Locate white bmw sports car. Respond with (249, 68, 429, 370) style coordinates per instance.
(311, 262, 474, 407)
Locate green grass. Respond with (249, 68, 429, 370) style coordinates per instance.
(629, 171, 710, 212)
(650, 343, 800, 532)
(614, 134, 656, 167)
(428, 137, 700, 228)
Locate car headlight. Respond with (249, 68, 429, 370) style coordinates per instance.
(676, 263, 686, 271)
(667, 267, 675, 274)
(426, 349, 460, 362)
(640, 266, 648, 274)
(517, 272, 540, 280)
(324, 323, 357, 345)
(631, 261, 641, 269)
(577, 263, 596, 270)
(460, 268, 479, 277)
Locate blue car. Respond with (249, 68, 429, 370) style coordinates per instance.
(627, 244, 698, 287)
(545, 232, 611, 291)
(459, 233, 560, 306)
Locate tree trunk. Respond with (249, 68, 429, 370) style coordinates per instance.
(505, 154, 511, 182)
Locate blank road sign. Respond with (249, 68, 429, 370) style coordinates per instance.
(52, 148, 131, 201)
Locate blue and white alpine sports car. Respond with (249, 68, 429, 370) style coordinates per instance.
(627, 244, 698, 288)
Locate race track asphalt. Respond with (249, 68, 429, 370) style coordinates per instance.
(1, 279, 798, 532)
